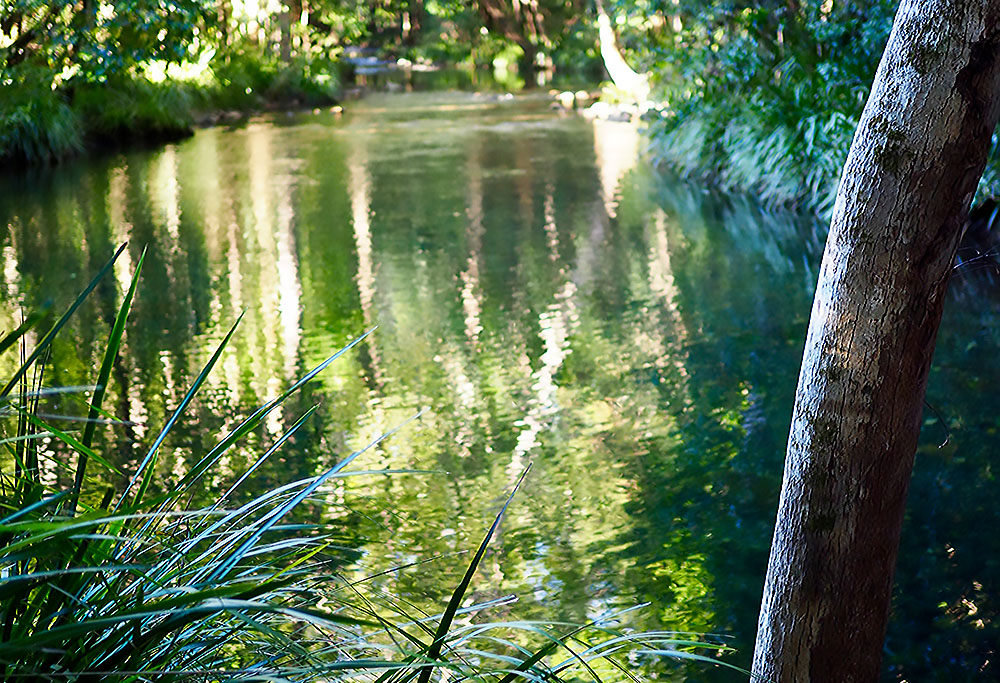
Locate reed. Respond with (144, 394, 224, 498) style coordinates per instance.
(0, 245, 742, 681)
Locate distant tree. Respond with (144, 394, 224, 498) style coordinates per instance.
(474, 0, 584, 71)
(1, 0, 209, 86)
(753, 0, 1000, 680)
(594, 0, 649, 101)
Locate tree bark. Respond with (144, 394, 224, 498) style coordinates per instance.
(279, 9, 292, 62)
(752, 1, 1000, 681)
(594, 0, 649, 102)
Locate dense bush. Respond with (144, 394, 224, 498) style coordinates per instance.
(0, 82, 83, 165)
(0, 56, 341, 165)
(0, 1, 342, 165)
(633, 0, 896, 214)
(73, 77, 198, 145)
(209, 48, 341, 109)
(604, 0, 1000, 213)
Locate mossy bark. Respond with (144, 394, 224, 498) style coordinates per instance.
(752, 1, 1000, 680)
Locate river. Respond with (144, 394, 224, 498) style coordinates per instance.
(1, 89, 997, 680)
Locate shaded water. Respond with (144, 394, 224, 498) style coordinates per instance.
(1, 91, 997, 680)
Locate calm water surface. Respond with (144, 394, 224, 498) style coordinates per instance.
(1, 91, 997, 680)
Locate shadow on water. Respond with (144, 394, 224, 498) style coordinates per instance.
(0, 90, 997, 680)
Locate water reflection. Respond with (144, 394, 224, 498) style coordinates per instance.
(0, 91, 997, 680)
(592, 117, 640, 219)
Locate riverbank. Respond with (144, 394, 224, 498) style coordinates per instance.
(647, 96, 1000, 221)
(616, 0, 1000, 219)
(0, 51, 340, 166)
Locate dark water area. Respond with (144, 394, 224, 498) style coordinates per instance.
(1, 90, 997, 680)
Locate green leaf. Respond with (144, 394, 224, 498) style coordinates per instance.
(0, 303, 51, 358)
(119, 309, 245, 510)
(18, 410, 123, 476)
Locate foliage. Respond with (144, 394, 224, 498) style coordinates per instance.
(0, 0, 210, 88)
(0, 246, 744, 680)
(623, 0, 897, 213)
(208, 47, 341, 109)
(22, 0, 1000, 216)
(0, 79, 82, 164)
(474, 0, 586, 69)
(592, 0, 1000, 212)
(73, 76, 199, 145)
(0, 0, 341, 164)
(0, 0, 608, 164)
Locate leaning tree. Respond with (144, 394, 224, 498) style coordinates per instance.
(753, 0, 1000, 680)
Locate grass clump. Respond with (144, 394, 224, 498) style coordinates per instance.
(73, 77, 199, 146)
(641, 0, 1000, 214)
(0, 81, 84, 165)
(649, 85, 859, 217)
(0, 245, 743, 681)
(636, 1, 893, 216)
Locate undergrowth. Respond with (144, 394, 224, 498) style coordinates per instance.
(0, 50, 341, 166)
(639, 0, 1000, 215)
(0, 81, 84, 165)
(650, 87, 1000, 218)
(72, 77, 199, 145)
(0, 245, 744, 681)
(209, 48, 341, 110)
(650, 101, 856, 217)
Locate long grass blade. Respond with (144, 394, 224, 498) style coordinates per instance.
(0, 304, 50, 358)
(17, 410, 123, 476)
(117, 310, 245, 511)
(69, 246, 145, 514)
(215, 405, 319, 510)
(201, 411, 420, 585)
(414, 463, 532, 683)
(0, 490, 70, 524)
(636, 649, 751, 676)
(171, 328, 374, 498)
(0, 243, 127, 401)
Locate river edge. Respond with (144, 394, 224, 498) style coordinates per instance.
(0, 60, 343, 167)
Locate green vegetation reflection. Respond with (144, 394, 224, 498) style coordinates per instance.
(1, 92, 997, 680)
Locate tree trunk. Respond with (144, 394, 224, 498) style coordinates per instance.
(594, 0, 649, 102)
(279, 9, 292, 62)
(218, 1, 232, 48)
(752, 1, 1000, 681)
(476, 0, 546, 71)
(402, 0, 424, 45)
